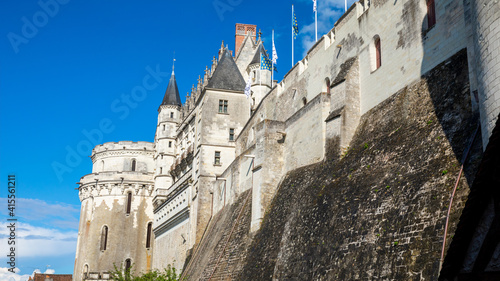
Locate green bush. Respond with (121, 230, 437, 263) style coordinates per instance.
(110, 264, 179, 281)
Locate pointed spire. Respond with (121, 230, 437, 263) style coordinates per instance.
(160, 60, 182, 107)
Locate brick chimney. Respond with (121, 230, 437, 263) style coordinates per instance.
(235, 23, 257, 55)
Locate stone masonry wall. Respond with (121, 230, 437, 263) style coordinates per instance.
(236, 50, 482, 280)
(181, 189, 252, 281)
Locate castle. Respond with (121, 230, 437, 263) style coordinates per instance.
(74, 0, 500, 280)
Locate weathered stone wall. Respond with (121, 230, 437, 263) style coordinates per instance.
(236, 50, 482, 280)
(181, 190, 252, 281)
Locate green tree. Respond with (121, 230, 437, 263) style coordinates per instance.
(110, 264, 179, 281)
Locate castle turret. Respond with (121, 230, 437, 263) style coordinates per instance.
(473, 0, 500, 147)
(247, 43, 272, 111)
(153, 64, 181, 208)
(74, 142, 155, 281)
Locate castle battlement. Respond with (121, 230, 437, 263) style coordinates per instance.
(92, 141, 155, 154)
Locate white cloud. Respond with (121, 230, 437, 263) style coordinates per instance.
(0, 268, 40, 281)
(0, 198, 80, 230)
(44, 269, 55, 274)
(0, 222, 77, 258)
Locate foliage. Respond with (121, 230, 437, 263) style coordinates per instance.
(110, 264, 179, 281)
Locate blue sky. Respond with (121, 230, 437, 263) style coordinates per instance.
(0, 0, 354, 279)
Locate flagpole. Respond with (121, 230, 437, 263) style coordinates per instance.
(260, 51, 262, 90)
(292, 4, 294, 67)
(272, 29, 274, 88)
(315, 2, 318, 42)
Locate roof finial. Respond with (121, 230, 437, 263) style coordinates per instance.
(258, 29, 262, 41)
(172, 51, 176, 74)
(221, 40, 225, 50)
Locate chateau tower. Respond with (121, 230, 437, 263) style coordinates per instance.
(247, 43, 272, 111)
(473, 0, 500, 147)
(74, 142, 155, 281)
(153, 66, 182, 208)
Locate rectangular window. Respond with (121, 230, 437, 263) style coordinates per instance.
(214, 151, 221, 165)
(218, 100, 228, 114)
(427, 0, 436, 28)
(229, 128, 235, 141)
(170, 112, 174, 118)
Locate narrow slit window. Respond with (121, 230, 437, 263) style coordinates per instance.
(169, 141, 172, 148)
(375, 37, 381, 69)
(100, 226, 108, 251)
(170, 112, 174, 118)
(131, 159, 136, 171)
(126, 192, 132, 214)
(146, 222, 152, 248)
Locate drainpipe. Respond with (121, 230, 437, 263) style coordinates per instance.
(439, 123, 480, 272)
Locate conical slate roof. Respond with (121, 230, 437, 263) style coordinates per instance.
(206, 48, 246, 92)
(161, 69, 182, 106)
(249, 43, 269, 66)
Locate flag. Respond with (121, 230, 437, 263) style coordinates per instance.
(272, 33, 278, 65)
(260, 53, 272, 71)
(293, 11, 299, 39)
(313, 0, 317, 12)
(244, 76, 251, 98)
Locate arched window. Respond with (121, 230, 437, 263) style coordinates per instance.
(323, 78, 331, 94)
(100, 226, 108, 251)
(371, 35, 382, 72)
(146, 222, 153, 248)
(427, 0, 436, 28)
(83, 264, 89, 279)
(101, 160, 105, 171)
(126, 192, 132, 214)
(131, 159, 136, 171)
(125, 258, 132, 273)
(302, 97, 307, 106)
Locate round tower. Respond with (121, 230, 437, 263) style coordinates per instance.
(74, 141, 155, 281)
(247, 43, 272, 111)
(473, 0, 500, 147)
(153, 65, 181, 208)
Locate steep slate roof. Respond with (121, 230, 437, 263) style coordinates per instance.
(249, 43, 269, 66)
(207, 48, 246, 92)
(161, 69, 182, 106)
